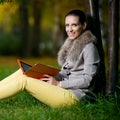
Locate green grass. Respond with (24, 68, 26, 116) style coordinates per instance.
(0, 56, 120, 120)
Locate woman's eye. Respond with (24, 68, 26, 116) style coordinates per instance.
(72, 24, 78, 27)
(65, 24, 69, 28)
(65, 23, 79, 29)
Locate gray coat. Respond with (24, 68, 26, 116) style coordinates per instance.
(55, 30, 100, 100)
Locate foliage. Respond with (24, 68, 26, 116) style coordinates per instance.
(0, 1, 19, 32)
(0, 32, 20, 55)
(0, 0, 12, 4)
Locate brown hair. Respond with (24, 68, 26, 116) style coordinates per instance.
(65, 9, 87, 24)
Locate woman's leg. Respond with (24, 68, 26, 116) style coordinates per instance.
(24, 77, 79, 108)
(0, 74, 78, 108)
(0, 75, 26, 99)
(0, 69, 22, 85)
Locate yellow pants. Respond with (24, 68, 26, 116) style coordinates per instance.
(0, 69, 78, 108)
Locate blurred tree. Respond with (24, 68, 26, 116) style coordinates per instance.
(18, 0, 29, 57)
(52, 0, 66, 56)
(106, 0, 119, 95)
(31, 0, 42, 57)
(86, 0, 106, 95)
(18, 0, 42, 57)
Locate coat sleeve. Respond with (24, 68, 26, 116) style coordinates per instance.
(61, 43, 100, 89)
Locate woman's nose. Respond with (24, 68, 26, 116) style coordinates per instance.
(68, 26, 73, 32)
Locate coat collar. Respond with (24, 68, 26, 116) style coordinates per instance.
(58, 30, 97, 66)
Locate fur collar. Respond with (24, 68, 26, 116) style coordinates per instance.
(57, 30, 97, 66)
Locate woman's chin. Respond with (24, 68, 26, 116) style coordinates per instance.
(69, 36, 77, 40)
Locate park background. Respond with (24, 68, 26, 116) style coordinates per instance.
(0, 0, 119, 57)
(0, 0, 120, 120)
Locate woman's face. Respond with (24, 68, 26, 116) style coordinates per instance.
(65, 15, 86, 40)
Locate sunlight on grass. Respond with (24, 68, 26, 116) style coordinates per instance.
(0, 56, 59, 68)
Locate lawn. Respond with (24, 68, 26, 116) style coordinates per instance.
(0, 56, 120, 120)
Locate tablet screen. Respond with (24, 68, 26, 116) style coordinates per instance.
(20, 61, 32, 72)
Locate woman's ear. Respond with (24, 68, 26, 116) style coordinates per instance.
(83, 22, 87, 30)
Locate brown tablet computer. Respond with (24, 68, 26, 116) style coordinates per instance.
(17, 59, 60, 79)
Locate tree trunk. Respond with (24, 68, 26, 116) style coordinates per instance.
(86, 0, 106, 95)
(32, 0, 42, 56)
(106, 0, 119, 94)
(19, 0, 29, 57)
(52, 0, 65, 56)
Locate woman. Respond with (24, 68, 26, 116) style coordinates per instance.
(0, 10, 100, 108)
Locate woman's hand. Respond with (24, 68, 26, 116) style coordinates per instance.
(39, 74, 61, 86)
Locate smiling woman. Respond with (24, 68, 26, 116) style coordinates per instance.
(0, 10, 101, 108)
(65, 10, 87, 40)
